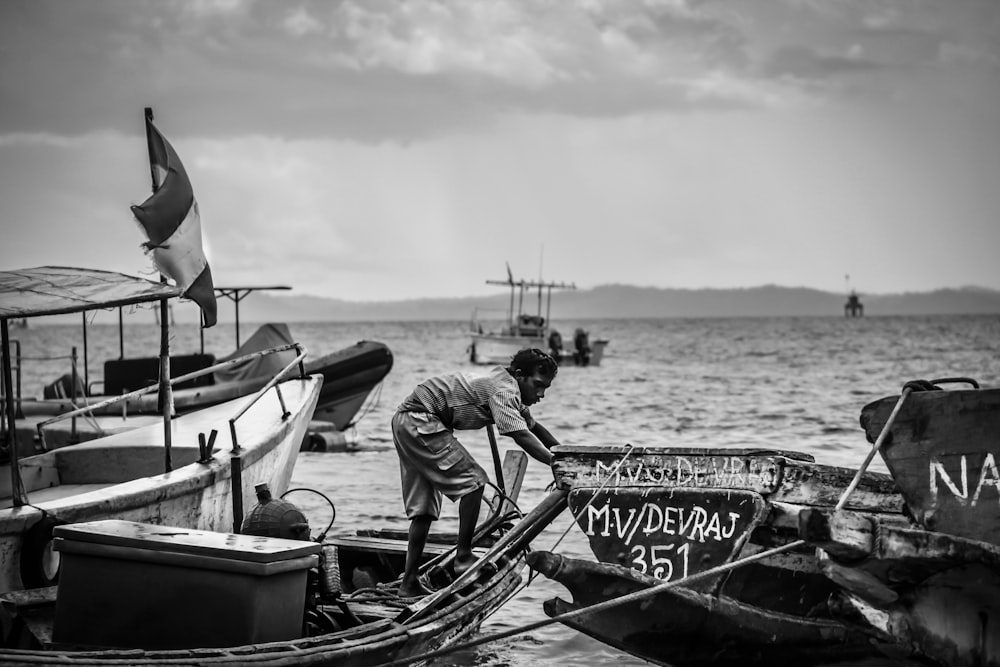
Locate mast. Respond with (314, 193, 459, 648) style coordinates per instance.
(486, 267, 576, 336)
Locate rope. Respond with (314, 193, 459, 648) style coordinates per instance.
(547, 444, 633, 554)
(384, 444, 640, 661)
(833, 384, 912, 511)
(345, 380, 383, 428)
(382, 538, 808, 667)
(832, 378, 949, 511)
(386, 378, 956, 666)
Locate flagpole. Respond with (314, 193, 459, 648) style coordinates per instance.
(144, 106, 173, 472)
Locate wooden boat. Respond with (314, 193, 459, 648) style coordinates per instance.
(0, 266, 323, 593)
(527, 445, 915, 665)
(469, 266, 608, 366)
(0, 452, 571, 665)
(799, 380, 1000, 667)
(527, 550, 901, 667)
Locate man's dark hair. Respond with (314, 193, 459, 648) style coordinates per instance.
(509, 348, 558, 378)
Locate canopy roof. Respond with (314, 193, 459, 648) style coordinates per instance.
(0, 266, 182, 319)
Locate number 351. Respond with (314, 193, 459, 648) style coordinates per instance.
(630, 543, 690, 581)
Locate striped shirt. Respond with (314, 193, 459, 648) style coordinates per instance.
(398, 365, 534, 435)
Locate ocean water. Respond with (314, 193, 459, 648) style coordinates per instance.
(7, 314, 1000, 665)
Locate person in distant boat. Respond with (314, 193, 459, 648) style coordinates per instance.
(391, 347, 561, 598)
(547, 328, 563, 359)
(573, 327, 591, 366)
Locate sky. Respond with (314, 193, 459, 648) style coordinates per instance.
(1, 0, 999, 301)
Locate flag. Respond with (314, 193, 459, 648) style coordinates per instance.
(130, 118, 217, 327)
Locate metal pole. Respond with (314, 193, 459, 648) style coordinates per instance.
(231, 453, 244, 533)
(507, 285, 514, 330)
(517, 282, 525, 330)
(2, 320, 25, 506)
(235, 290, 241, 347)
(70, 347, 78, 441)
(14, 340, 23, 419)
(80, 312, 89, 391)
(545, 286, 553, 332)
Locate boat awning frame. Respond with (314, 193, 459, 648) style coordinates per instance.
(0, 266, 182, 320)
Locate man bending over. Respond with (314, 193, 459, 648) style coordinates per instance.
(391, 347, 561, 597)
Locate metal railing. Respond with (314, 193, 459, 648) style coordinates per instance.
(33, 343, 309, 452)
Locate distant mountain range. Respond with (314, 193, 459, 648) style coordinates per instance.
(182, 284, 1000, 324)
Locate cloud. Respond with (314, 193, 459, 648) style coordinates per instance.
(763, 44, 882, 81)
(0, 0, 789, 141)
(2, 0, 999, 299)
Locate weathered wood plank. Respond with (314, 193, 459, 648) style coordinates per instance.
(551, 445, 904, 513)
(798, 507, 877, 560)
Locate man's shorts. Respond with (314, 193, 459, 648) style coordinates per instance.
(391, 410, 488, 520)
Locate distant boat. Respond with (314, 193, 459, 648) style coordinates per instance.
(469, 265, 608, 366)
(845, 290, 863, 317)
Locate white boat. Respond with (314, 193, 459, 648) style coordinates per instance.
(8, 292, 392, 438)
(469, 267, 608, 366)
(0, 266, 322, 592)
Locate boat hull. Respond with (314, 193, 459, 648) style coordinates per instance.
(861, 386, 1000, 544)
(528, 551, 900, 667)
(0, 375, 322, 592)
(0, 460, 564, 665)
(801, 502, 1000, 665)
(533, 445, 913, 664)
(306, 340, 393, 429)
(0, 551, 525, 666)
(470, 333, 607, 366)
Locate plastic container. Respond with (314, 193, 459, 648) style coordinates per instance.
(52, 519, 320, 650)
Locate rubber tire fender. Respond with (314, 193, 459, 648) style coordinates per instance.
(20, 515, 66, 589)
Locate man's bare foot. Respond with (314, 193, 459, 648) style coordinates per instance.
(453, 555, 477, 578)
(397, 578, 432, 598)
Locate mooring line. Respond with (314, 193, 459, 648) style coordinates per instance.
(385, 447, 639, 648)
(834, 384, 912, 511)
(382, 537, 807, 667)
(387, 383, 936, 665)
(547, 443, 633, 554)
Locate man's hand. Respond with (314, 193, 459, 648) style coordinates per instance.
(506, 429, 553, 465)
(530, 421, 561, 451)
